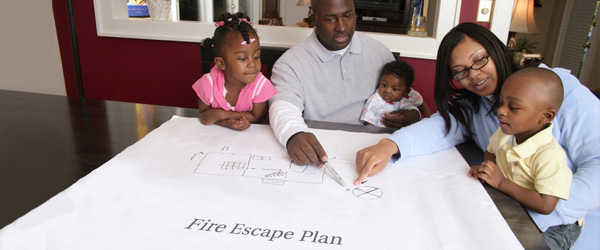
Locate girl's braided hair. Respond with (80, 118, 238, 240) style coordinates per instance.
(201, 12, 255, 57)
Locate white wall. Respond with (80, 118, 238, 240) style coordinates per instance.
(0, 1, 66, 95)
(280, 0, 308, 27)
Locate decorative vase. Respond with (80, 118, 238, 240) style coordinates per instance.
(512, 51, 524, 66)
(147, 0, 171, 21)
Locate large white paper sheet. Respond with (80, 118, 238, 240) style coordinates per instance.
(0, 116, 522, 249)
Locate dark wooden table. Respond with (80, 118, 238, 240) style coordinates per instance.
(0, 90, 546, 249)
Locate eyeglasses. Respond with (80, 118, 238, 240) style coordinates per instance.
(452, 55, 490, 80)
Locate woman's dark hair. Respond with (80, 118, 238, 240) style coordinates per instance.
(201, 12, 255, 56)
(380, 60, 415, 89)
(434, 22, 515, 136)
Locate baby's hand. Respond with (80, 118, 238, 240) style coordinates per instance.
(221, 117, 251, 131)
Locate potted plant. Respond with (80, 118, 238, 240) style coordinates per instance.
(514, 38, 538, 53)
(512, 38, 538, 65)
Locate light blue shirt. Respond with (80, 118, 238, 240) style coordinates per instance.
(387, 64, 600, 249)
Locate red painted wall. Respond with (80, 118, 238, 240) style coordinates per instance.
(54, 0, 201, 108)
(399, 57, 436, 113)
(459, 1, 491, 29)
(53, 0, 488, 111)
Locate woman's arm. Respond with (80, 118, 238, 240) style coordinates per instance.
(387, 112, 471, 158)
(355, 111, 471, 185)
(550, 66, 600, 219)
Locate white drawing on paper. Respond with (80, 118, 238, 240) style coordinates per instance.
(192, 152, 325, 185)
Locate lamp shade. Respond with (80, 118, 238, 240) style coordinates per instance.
(297, 0, 311, 7)
(509, 0, 538, 33)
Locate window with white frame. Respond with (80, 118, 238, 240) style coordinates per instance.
(95, 0, 513, 59)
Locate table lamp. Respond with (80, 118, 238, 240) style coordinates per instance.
(507, 0, 539, 50)
(297, 0, 313, 27)
(507, 0, 539, 65)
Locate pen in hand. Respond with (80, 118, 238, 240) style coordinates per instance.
(323, 161, 346, 187)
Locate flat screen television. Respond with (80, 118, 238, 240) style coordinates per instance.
(355, 0, 404, 10)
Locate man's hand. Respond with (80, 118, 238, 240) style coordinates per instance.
(286, 132, 327, 167)
(354, 139, 398, 185)
(382, 109, 420, 128)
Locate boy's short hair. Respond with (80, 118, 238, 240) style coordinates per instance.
(511, 67, 564, 110)
(380, 60, 415, 89)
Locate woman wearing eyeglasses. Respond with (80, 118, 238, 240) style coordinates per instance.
(355, 22, 599, 249)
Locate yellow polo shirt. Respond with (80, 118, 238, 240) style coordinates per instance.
(487, 123, 572, 200)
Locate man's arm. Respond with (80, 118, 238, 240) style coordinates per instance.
(269, 100, 327, 166)
(267, 46, 329, 167)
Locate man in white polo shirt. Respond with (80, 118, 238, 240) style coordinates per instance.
(269, 0, 418, 167)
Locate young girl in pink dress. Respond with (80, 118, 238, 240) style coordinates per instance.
(192, 12, 276, 131)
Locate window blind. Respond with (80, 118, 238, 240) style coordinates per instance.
(557, 0, 597, 77)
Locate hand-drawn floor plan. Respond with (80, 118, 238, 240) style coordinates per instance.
(191, 152, 326, 186)
(190, 152, 383, 199)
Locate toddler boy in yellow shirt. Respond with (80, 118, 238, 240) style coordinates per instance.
(468, 67, 581, 250)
